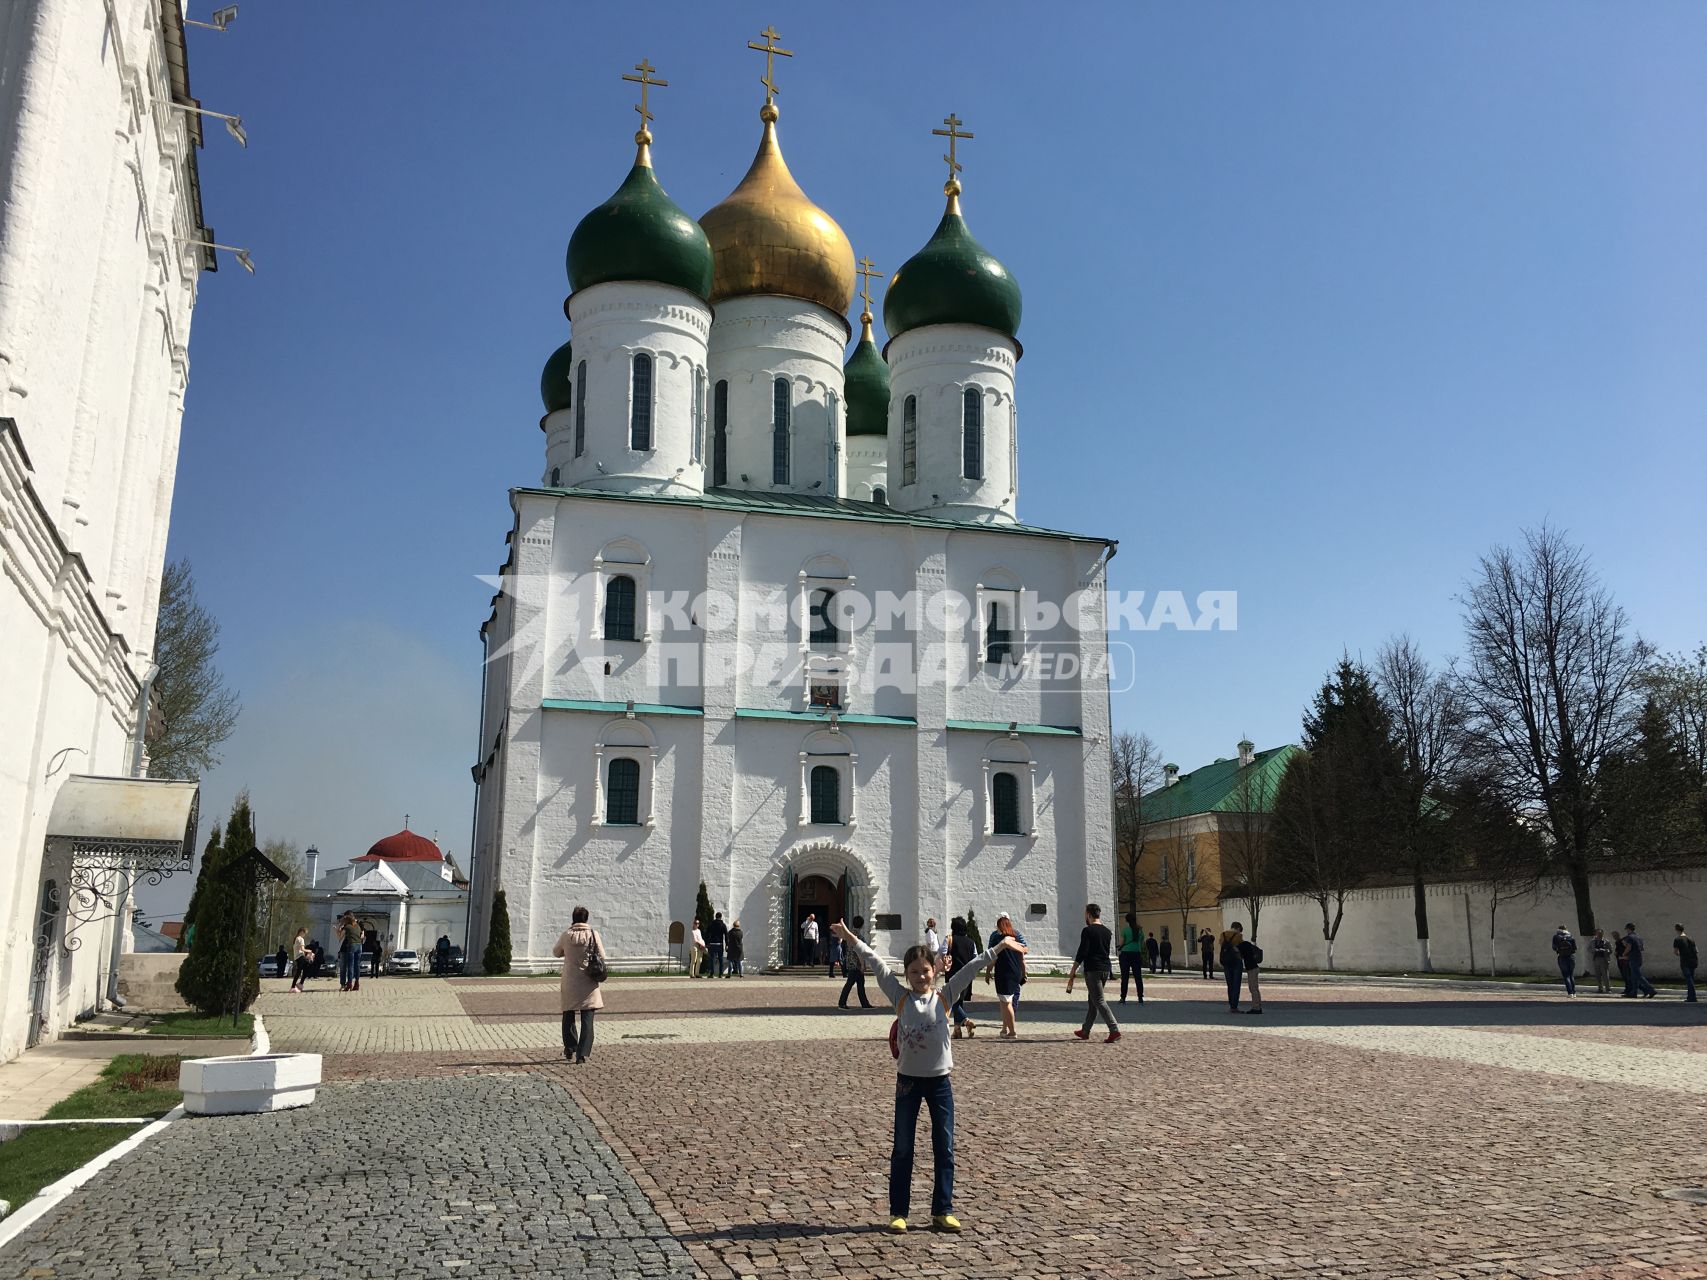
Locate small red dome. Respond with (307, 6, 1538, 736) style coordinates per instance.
(356, 828, 443, 863)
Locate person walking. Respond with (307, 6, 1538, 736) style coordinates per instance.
(839, 916, 873, 1008)
(1066, 903, 1121, 1043)
(552, 906, 605, 1064)
(1551, 925, 1578, 996)
(364, 932, 382, 981)
(727, 920, 744, 977)
(288, 928, 310, 993)
(1623, 923, 1657, 998)
(1117, 912, 1145, 1004)
(946, 917, 979, 1038)
(1218, 929, 1244, 1013)
(1589, 929, 1613, 994)
(1614, 927, 1631, 991)
(800, 913, 820, 966)
(273, 943, 289, 981)
(988, 913, 1028, 1038)
(1234, 924, 1264, 1014)
(1145, 931, 1160, 973)
(830, 919, 1024, 1234)
(1159, 931, 1174, 974)
(924, 919, 941, 973)
(828, 929, 843, 979)
(1199, 928, 1215, 979)
(688, 918, 706, 978)
(705, 912, 728, 978)
(1674, 923, 1699, 1002)
(337, 912, 363, 992)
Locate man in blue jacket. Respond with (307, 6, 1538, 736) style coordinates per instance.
(1621, 923, 1657, 999)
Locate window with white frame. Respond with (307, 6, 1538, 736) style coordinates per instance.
(797, 738, 856, 828)
(981, 746, 1035, 837)
(963, 386, 984, 480)
(713, 379, 729, 486)
(991, 771, 1022, 835)
(772, 377, 791, 484)
(808, 587, 840, 648)
(691, 365, 705, 464)
(630, 353, 654, 450)
(872, 485, 886, 506)
(574, 360, 587, 457)
(605, 757, 640, 825)
(595, 541, 650, 643)
(604, 575, 638, 641)
(809, 764, 841, 824)
(592, 721, 656, 829)
(826, 391, 840, 497)
(901, 395, 917, 485)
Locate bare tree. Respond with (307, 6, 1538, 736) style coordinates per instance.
(257, 839, 305, 952)
(1270, 748, 1364, 970)
(1219, 767, 1276, 941)
(1110, 731, 1163, 922)
(1456, 527, 1652, 935)
(1376, 635, 1463, 971)
(1154, 829, 1216, 955)
(148, 559, 240, 779)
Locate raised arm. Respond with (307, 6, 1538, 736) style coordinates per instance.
(945, 938, 1022, 1001)
(833, 922, 904, 1005)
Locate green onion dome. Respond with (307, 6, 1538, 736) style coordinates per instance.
(843, 314, 890, 437)
(566, 141, 713, 300)
(540, 339, 574, 413)
(883, 190, 1021, 342)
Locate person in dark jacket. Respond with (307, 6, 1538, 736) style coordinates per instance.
(1066, 904, 1120, 1043)
(947, 917, 979, 1037)
(726, 921, 745, 977)
(1550, 925, 1577, 996)
(1622, 924, 1657, 998)
(1145, 932, 1160, 973)
(839, 916, 873, 1008)
(1218, 929, 1244, 1012)
(1117, 913, 1145, 1004)
(705, 912, 729, 978)
(1674, 924, 1699, 1002)
(1199, 928, 1215, 978)
(1159, 931, 1174, 973)
(1234, 923, 1263, 1014)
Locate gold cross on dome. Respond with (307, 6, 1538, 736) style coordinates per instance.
(855, 256, 884, 313)
(621, 59, 668, 137)
(932, 112, 974, 189)
(748, 25, 793, 106)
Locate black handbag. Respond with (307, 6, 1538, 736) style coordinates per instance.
(584, 931, 609, 984)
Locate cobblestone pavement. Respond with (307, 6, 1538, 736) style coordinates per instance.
(0, 1073, 694, 1279)
(7, 978, 1704, 1280)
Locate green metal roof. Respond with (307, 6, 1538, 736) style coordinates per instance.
(514, 484, 1112, 546)
(843, 322, 890, 437)
(945, 719, 1081, 737)
(542, 699, 703, 717)
(735, 708, 916, 727)
(884, 199, 1021, 342)
(1141, 745, 1300, 822)
(567, 160, 714, 301)
(540, 340, 574, 413)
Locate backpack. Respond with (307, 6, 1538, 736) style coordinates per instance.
(1250, 944, 1264, 967)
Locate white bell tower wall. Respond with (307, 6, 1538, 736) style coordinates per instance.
(885, 324, 1018, 524)
(845, 437, 888, 503)
(705, 295, 848, 496)
(548, 281, 712, 495)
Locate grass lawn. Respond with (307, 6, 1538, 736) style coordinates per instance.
(144, 1011, 252, 1038)
(0, 1125, 135, 1207)
(43, 1054, 184, 1121)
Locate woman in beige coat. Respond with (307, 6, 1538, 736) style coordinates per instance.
(553, 906, 605, 1064)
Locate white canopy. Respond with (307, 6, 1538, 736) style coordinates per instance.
(44, 774, 200, 858)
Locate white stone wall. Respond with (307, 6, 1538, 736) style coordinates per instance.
(705, 295, 848, 497)
(0, 0, 206, 1062)
(885, 324, 1018, 524)
(552, 281, 712, 495)
(1229, 867, 1707, 976)
(469, 490, 1116, 972)
(845, 435, 887, 504)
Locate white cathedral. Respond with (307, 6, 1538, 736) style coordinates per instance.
(466, 44, 1116, 971)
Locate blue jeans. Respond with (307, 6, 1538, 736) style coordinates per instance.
(339, 946, 359, 986)
(1628, 959, 1656, 996)
(1557, 954, 1576, 994)
(891, 1073, 955, 1218)
(708, 944, 725, 977)
(1224, 960, 1244, 1009)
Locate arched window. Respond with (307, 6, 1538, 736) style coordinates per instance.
(808, 588, 839, 648)
(962, 387, 984, 480)
(605, 757, 641, 825)
(630, 353, 653, 450)
(712, 379, 729, 487)
(992, 771, 1022, 835)
(901, 395, 917, 485)
(550, 466, 560, 487)
(809, 764, 841, 825)
(872, 485, 887, 506)
(826, 390, 839, 497)
(985, 599, 1013, 666)
(604, 574, 637, 641)
(574, 360, 587, 457)
(772, 377, 791, 484)
(691, 365, 705, 463)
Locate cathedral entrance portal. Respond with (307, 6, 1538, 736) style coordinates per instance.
(791, 873, 840, 965)
(770, 842, 880, 970)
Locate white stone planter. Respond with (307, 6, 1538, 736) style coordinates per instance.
(179, 1053, 322, 1116)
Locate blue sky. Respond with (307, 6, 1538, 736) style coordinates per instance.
(146, 2, 1707, 912)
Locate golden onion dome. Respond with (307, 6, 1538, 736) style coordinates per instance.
(699, 106, 855, 318)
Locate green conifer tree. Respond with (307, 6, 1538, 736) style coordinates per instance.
(483, 889, 513, 975)
(175, 793, 262, 1015)
(695, 880, 716, 931)
(177, 821, 223, 952)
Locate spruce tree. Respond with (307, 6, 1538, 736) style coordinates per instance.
(483, 889, 513, 975)
(965, 908, 981, 945)
(695, 880, 716, 930)
(174, 793, 262, 1015)
(177, 821, 223, 952)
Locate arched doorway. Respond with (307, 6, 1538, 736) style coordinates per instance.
(769, 841, 880, 970)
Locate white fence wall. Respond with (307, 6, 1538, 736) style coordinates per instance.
(1232, 867, 1707, 976)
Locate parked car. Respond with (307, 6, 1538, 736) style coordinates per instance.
(258, 955, 285, 977)
(386, 949, 421, 974)
(446, 946, 466, 974)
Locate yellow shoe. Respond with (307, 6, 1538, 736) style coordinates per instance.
(931, 1214, 962, 1233)
(887, 1216, 908, 1234)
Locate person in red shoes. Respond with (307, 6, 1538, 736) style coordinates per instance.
(1065, 903, 1121, 1044)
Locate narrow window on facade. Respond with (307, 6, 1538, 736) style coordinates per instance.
(1159, 854, 1169, 886)
(550, 466, 560, 486)
(574, 360, 587, 457)
(809, 763, 841, 825)
(772, 377, 791, 484)
(630, 353, 654, 450)
(605, 757, 641, 825)
(808, 588, 840, 647)
(902, 395, 917, 485)
(872, 485, 887, 506)
(712, 379, 729, 487)
(962, 386, 984, 480)
(985, 599, 1013, 666)
(1186, 847, 1197, 883)
(809, 678, 842, 709)
(604, 574, 638, 641)
(826, 391, 839, 497)
(992, 771, 1022, 835)
(691, 366, 704, 463)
